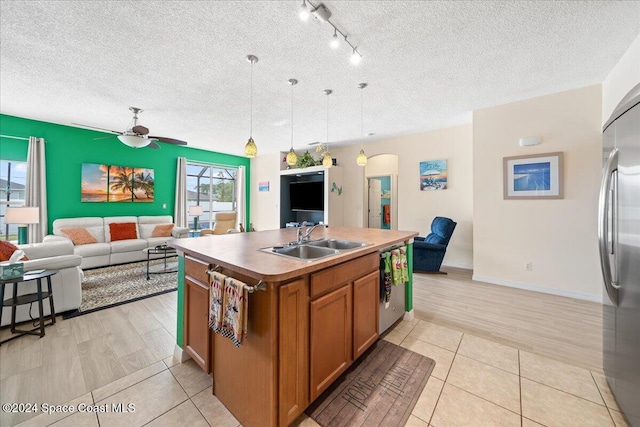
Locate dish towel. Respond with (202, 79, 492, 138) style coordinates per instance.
(208, 271, 227, 333)
(383, 204, 391, 224)
(399, 246, 409, 284)
(220, 276, 248, 347)
(383, 252, 392, 303)
(391, 248, 403, 286)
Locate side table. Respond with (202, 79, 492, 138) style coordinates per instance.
(0, 269, 58, 345)
(143, 246, 178, 280)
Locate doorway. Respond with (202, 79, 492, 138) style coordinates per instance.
(368, 176, 392, 229)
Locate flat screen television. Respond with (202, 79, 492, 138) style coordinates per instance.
(290, 181, 324, 211)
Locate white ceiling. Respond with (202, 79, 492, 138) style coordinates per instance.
(1, 1, 639, 156)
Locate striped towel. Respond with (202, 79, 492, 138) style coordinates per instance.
(220, 277, 248, 347)
(208, 271, 227, 333)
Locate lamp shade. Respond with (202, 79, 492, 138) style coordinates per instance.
(118, 135, 151, 148)
(244, 137, 257, 157)
(188, 205, 203, 216)
(4, 207, 40, 224)
(356, 149, 368, 166)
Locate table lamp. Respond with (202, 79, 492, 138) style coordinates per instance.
(188, 205, 203, 230)
(4, 206, 40, 244)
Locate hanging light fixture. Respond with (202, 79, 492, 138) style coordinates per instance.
(299, 0, 310, 21)
(356, 83, 368, 166)
(244, 55, 259, 157)
(350, 47, 362, 65)
(286, 79, 299, 166)
(330, 28, 340, 49)
(322, 89, 333, 169)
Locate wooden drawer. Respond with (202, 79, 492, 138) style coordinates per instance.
(310, 253, 377, 300)
(185, 255, 211, 284)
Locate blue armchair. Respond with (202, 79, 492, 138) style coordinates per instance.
(413, 217, 457, 273)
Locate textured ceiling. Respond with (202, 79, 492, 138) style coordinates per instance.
(1, 1, 639, 156)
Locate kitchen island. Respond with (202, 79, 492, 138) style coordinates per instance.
(169, 226, 418, 427)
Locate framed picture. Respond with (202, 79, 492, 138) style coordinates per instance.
(503, 152, 563, 199)
(420, 159, 447, 191)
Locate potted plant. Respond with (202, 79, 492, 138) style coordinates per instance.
(296, 151, 317, 168)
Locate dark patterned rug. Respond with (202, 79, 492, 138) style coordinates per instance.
(63, 259, 178, 318)
(306, 339, 435, 427)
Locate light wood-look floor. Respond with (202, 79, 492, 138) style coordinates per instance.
(413, 267, 603, 372)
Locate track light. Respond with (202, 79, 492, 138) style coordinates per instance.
(299, 0, 310, 21)
(350, 48, 362, 65)
(296, 1, 362, 65)
(330, 29, 339, 49)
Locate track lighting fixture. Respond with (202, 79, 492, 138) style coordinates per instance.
(330, 29, 339, 49)
(299, 0, 310, 21)
(297, 1, 362, 65)
(286, 79, 298, 166)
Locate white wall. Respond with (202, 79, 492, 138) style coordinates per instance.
(331, 125, 474, 269)
(602, 34, 640, 125)
(249, 152, 281, 231)
(473, 85, 603, 301)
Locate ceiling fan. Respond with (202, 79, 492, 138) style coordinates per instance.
(74, 107, 188, 149)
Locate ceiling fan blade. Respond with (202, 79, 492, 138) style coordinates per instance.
(147, 141, 160, 149)
(72, 123, 122, 134)
(149, 136, 188, 146)
(93, 135, 118, 141)
(132, 125, 149, 135)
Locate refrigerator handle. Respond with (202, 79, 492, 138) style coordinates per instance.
(598, 149, 620, 305)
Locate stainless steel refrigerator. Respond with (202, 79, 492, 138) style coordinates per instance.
(599, 82, 640, 427)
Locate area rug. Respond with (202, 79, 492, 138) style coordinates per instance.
(306, 339, 435, 427)
(63, 259, 177, 318)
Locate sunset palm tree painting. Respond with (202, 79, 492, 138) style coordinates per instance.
(81, 163, 154, 202)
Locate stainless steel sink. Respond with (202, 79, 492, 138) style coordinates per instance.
(308, 238, 368, 250)
(265, 244, 339, 261)
(260, 238, 370, 261)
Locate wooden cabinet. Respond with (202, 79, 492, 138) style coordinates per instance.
(353, 270, 380, 359)
(310, 283, 353, 401)
(184, 256, 211, 373)
(278, 278, 309, 426)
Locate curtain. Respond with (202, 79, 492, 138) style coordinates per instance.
(174, 157, 187, 227)
(235, 165, 246, 231)
(25, 136, 47, 243)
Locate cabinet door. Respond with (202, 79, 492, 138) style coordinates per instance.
(353, 271, 380, 359)
(279, 279, 309, 426)
(184, 277, 211, 373)
(310, 284, 352, 401)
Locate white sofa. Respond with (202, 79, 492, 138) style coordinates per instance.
(44, 215, 188, 269)
(1, 240, 83, 327)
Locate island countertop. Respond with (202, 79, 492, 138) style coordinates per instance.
(168, 226, 418, 282)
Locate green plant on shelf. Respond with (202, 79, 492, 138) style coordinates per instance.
(296, 151, 317, 168)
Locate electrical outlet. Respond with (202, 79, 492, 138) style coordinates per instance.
(525, 262, 532, 271)
(162, 203, 167, 209)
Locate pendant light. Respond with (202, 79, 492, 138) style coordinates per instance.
(286, 79, 298, 166)
(322, 89, 333, 168)
(356, 83, 368, 166)
(244, 55, 259, 157)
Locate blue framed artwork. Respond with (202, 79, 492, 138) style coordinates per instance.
(258, 181, 269, 192)
(419, 159, 447, 191)
(503, 152, 563, 199)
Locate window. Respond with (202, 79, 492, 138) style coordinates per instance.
(1, 160, 27, 241)
(186, 162, 238, 229)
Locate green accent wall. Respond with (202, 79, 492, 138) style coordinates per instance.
(0, 114, 251, 231)
(177, 255, 185, 348)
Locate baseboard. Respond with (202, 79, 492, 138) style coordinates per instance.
(403, 309, 415, 321)
(442, 261, 473, 270)
(173, 344, 191, 363)
(472, 274, 604, 303)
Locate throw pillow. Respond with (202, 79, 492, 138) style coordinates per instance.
(0, 240, 29, 261)
(109, 222, 138, 241)
(60, 227, 98, 245)
(152, 224, 174, 237)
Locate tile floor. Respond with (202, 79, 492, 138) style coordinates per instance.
(1, 294, 631, 427)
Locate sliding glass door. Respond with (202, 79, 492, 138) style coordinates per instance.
(185, 162, 238, 229)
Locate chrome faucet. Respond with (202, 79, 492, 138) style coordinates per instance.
(296, 224, 328, 243)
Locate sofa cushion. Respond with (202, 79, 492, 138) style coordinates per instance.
(53, 217, 105, 243)
(0, 241, 28, 261)
(109, 222, 138, 241)
(152, 224, 174, 237)
(74, 242, 111, 258)
(23, 254, 82, 271)
(21, 240, 74, 259)
(60, 227, 98, 245)
(104, 216, 139, 242)
(138, 215, 174, 238)
(110, 239, 148, 254)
